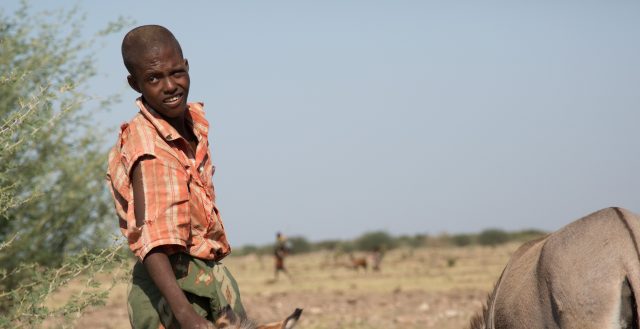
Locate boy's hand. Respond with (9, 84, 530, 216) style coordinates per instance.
(178, 311, 216, 329)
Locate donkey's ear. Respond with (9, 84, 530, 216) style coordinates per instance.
(256, 308, 303, 329)
(214, 305, 237, 328)
(283, 308, 302, 329)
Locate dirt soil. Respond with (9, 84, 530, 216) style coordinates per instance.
(50, 243, 520, 329)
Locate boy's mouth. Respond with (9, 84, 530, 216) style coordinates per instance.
(163, 93, 183, 105)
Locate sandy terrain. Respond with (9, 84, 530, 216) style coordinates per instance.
(47, 243, 520, 328)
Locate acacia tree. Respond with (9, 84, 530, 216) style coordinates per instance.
(0, 2, 131, 325)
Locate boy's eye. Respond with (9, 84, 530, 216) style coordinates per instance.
(147, 76, 158, 83)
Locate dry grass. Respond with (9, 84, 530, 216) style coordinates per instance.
(46, 242, 521, 329)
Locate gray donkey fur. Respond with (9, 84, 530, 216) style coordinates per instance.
(471, 207, 640, 329)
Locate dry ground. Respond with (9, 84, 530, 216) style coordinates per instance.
(47, 242, 521, 329)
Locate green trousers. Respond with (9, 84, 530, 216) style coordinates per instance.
(127, 253, 246, 329)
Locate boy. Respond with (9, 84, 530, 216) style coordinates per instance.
(106, 25, 245, 329)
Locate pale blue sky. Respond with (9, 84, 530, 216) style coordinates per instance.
(6, 1, 640, 246)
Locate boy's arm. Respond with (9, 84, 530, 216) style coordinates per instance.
(132, 159, 213, 329)
(143, 250, 213, 328)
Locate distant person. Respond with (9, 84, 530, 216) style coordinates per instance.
(274, 232, 293, 281)
(106, 25, 246, 328)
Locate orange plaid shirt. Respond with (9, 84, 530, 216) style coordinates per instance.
(106, 98, 231, 261)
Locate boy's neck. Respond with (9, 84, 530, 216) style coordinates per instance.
(143, 100, 193, 141)
(166, 115, 190, 138)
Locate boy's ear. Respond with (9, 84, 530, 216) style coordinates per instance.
(184, 58, 189, 72)
(127, 75, 141, 93)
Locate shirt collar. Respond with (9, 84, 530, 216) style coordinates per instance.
(135, 97, 209, 142)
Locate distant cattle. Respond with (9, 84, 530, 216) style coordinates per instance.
(349, 254, 368, 271)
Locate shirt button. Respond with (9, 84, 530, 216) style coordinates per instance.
(199, 166, 204, 173)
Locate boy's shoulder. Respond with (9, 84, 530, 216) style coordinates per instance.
(187, 102, 208, 124)
(189, 101, 205, 113)
(115, 113, 158, 160)
(186, 102, 212, 137)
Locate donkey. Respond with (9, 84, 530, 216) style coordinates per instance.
(213, 305, 302, 329)
(470, 207, 640, 329)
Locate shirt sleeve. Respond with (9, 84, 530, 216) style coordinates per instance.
(132, 156, 191, 260)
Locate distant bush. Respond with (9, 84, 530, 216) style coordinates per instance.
(231, 228, 548, 257)
(396, 234, 428, 248)
(424, 233, 454, 248)
(477, 229, 510, 246)
(314, 239, 341, 251)
(234, 245, 259, 256)
(287, 236, 311, 254)
(355, 231, 396, 251)
(509, 229, 547, 242)
(451, 234, 473, 247)
(255, 245, 275, 256)
(336, 241, 356, 253)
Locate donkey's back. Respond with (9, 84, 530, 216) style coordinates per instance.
(472, 207, 640, 329)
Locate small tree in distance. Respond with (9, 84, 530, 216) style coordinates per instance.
(477, 228, 510, 246)
(287, 236, 312, 254)
(355, 231, 396, 251)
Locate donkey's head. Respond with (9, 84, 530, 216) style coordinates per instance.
(214, 305, 303, 329)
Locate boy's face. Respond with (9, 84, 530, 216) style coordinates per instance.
(127, 45, 190, 119)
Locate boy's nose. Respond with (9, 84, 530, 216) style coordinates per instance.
(162, 77, 177, 93)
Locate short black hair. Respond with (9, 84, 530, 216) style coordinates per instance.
(121, 25, 183, 75)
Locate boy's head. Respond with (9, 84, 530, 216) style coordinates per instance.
(122, 25, 190, 119)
